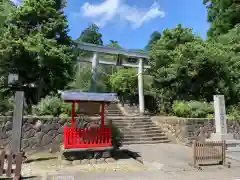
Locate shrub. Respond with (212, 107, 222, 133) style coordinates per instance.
(227, 105, 240, 120)
(60, 103, 72, 116)
(32, 95, 62, 116)
(0, 96, 14, 115)
(172, 100, 214, 118)
(32, 94, 82, 117)
(188, 101, 213, 118)
(111, 124, 123, 149)
(172, 101, 191, 117)
(105, 121, 123, 149)
(207, 114, 214, 118)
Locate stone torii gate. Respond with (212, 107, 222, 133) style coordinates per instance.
(76, 42, 150, 115)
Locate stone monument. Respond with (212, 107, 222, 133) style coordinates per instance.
(210, 95, 234, 141)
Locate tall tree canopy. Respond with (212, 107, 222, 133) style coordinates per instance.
(107, 40, 121, 48)
(0, 0, 75, 103)
(217, 24, 240, 97)
(70, 27, 110, 93)
(204, 0, 240, 38)
(148, 25, 233, 112)
(0, 0, 16, 36)
(145, 31, 161, 50)
(77, 24, 103, 45)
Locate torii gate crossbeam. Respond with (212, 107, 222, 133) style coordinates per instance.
(76, 42, 150, 115)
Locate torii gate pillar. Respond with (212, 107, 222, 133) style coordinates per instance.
(91, 52, 98, 92)
(138, 58, 145, 114)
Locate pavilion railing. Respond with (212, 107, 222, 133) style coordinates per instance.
(63, 126, 112, 148)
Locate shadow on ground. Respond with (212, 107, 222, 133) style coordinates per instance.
(0, 176, 38, 180)
(24, 157, 56, 163)
(23, 149, 142, 163)
(116, 149, 143, 163)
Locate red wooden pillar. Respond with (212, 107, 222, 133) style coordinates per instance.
(71, 102, 75, 128)
(101, 103, 105, 128)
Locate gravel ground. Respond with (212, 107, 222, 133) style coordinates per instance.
(22, 143, 240, 180)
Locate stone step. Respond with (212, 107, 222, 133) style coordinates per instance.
(122, 134, 167, 139)
(110, 116, 151, 119)
(121, 131, 166, 136)
(112, 120, 154, 123)
(123, 136, 168, 141)
(118, 127, 164, 132)
(106, 112, 122, 114)
(112, 121, 155, 126)
(111, 119, 153, 123)
(105, 109, 122, 111)
(111, 119, 153, 122)
(106, 111, 122, 112)
(119, 129, 164, 134)
(122, 139, 170, 145)
(107, 116, 147, 119)
(116, 126, 162, 131)
(131, 126, 163, 130)
(114, 124, 156, 128)
(106, 114, 124, 116)
(105, 109, 123, 112)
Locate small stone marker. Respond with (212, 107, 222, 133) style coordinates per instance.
(12, 91, 24, 154)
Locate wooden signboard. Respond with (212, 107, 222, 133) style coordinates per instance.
(78, 102, 101, 115)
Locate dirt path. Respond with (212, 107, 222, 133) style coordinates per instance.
(22, 151, 146, 178)
(122, 143, 194, 171)
(21, 144, 240, 180)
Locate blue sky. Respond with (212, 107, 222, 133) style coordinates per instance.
(12, 0, 209, 49)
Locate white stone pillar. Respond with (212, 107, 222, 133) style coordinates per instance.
(210, 95, 234, 141)
(91, 52, 98, 92)
(138, 58, 145, 114)
(214, 95, 227, 134)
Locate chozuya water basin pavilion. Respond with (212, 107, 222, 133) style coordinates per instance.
(76, 42, 150, 115)
(61, 91, 118, 151)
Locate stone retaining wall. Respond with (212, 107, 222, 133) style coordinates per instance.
(152, 116, 240, 145)
(0, 116, 105, 152)
(2, 116, 240, 152)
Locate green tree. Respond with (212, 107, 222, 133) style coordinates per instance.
(109, 68, 138, 95)
(77, 24, 103, 45)
(68, 62, 110, 93)
(218, 24, 240, 98)
(0, 0, 16, 97)
(145, 31, 161, 50)
(203, 0, 240, 38)
(0, 0, 75, 104)
(107, 40, 121, 48)
(0, 0, 16, 36)
(149, 25, 234, 112)
(67, 63, 92, 91)
(149, 24, 199, 79)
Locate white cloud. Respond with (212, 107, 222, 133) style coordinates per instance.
(79, 0, 165, 28)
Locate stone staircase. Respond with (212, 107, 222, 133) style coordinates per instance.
(105, 103, 124, 116)
(123, 104, 140, 116)
(107, 116, 170, 145)
(105, 101, 170, 145)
